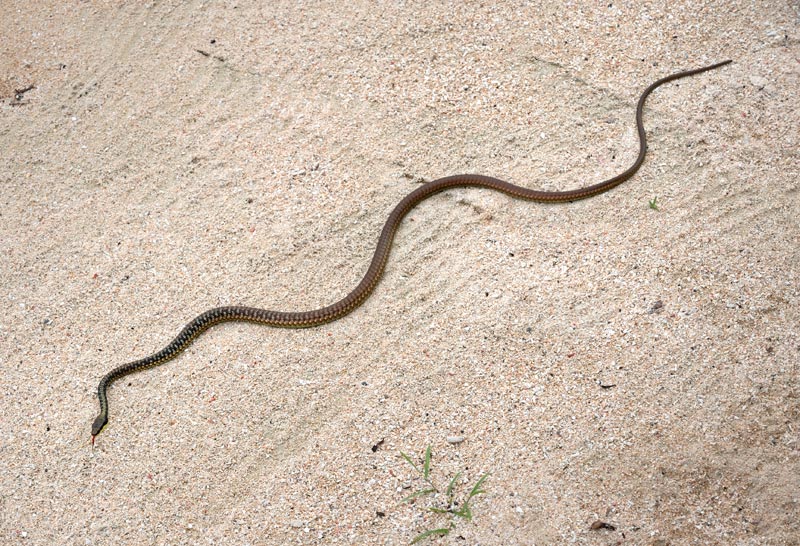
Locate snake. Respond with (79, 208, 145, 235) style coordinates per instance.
(91, 59, 731, 442)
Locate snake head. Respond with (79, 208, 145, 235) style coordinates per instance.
(91, 414, 108, 442)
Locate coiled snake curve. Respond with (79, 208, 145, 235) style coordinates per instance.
(92, 59, 731, 443)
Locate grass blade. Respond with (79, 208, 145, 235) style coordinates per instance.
(445, 471, 461, 500)
(401, 488, 436, 503)
(401, 451, 420, 474)
(410, 527, 451, 544)
(423, 445, 432, 480)
(453, 499, 473, 521)
(467, 473, 489, 500)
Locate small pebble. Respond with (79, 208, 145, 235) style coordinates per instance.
(447, 435, 465, 444)
(590, 520, 616, 530)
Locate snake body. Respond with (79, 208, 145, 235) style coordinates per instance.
(92, 60, 731, 441)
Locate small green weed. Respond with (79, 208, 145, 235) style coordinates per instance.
(400, 445, 489, 544)
(648, 196, 660, 211)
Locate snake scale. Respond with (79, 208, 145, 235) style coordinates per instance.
(92, 59, 731, 442)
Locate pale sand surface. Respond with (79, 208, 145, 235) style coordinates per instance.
(1, 1, 798, 544)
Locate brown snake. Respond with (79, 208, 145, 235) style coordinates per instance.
(92, 59, 731, 442)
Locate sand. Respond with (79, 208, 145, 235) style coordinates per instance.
(1, 1, 798, 544)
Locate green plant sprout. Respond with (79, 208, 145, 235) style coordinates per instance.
(400, 445, 489, 544)
(648, 196, 660, 211)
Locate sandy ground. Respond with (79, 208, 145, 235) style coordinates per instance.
(1, 1, 798, 545)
